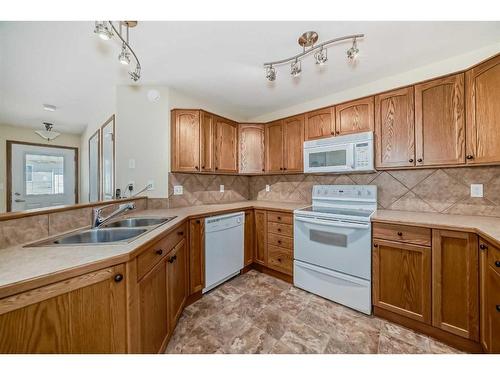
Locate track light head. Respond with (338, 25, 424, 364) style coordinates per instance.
(347, 38, 359, 61)
(314, 47, 328, 65)
(129, 65, 141, 82)
(291, 59, 302, 77)
(118, 44, 131, 65)
(266, 65, 276, 82)
(94, 22, 113, 40)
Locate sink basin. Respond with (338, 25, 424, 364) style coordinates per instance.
(103, 216, 176, 228)
(29, 227, 149, 246)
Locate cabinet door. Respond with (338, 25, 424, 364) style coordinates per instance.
(466, 55, 500, 164)
(244, 210, 255, 266)
(188, 218, 205, 295)
(432, 230, 479, 340)
(254, 210, 267, 265)
(167, 239, 188, 331)
(239, 124, 265, 174)
(171, 110, 200, 172)
(375, 87, 415, 168)
(414, 74, 465, 166)
(200, 111, 214, 172)
(304, 107, 335, 140)
(479, 239, 500, 353)
(335, 97, 374, 136)
(372, 239, 431, 323)
(138, 259, 168, 353)
(265, 120, 284, 173)
(0, 265, 127, 353)
(283, 115, 304, 173)
(214, 117, 238, 173)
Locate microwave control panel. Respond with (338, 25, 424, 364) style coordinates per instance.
(354, 142, 374, 170)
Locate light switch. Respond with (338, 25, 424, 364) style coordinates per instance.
(470, 184, 483, 198)
(128, 159, 136, 169)
(266, 184, 270, 192)
(173, 185, 183, 195)
(147, 180, 155, 190)
(220, 185, 225, 193)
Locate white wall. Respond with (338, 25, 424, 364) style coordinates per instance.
(0, 124, 81, 212)
(248, 43, 500, 122)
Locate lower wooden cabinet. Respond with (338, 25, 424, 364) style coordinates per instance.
(432, 230, 479, 340)
(0, 265, 127, 353)
(372, 238, 431, 323)
(167, 239, 188, 332)
(244, 210, 255, 266)
(480, 238, 500, 353)
(254, 210, 267, 265)
(188, 218, 205, 294)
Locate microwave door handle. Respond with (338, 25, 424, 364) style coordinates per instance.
(295, 216, 369, 229)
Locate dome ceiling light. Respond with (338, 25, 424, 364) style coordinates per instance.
(94, 21, 142, 82)
(263, 31, 364, 81)
(35, 122, 61, 141)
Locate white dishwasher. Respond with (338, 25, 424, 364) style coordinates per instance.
(203, 212, 244, 293)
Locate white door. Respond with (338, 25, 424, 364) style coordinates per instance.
(10, 143, 77, 212)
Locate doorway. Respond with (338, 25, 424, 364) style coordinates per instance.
(7, 141, 78, 212)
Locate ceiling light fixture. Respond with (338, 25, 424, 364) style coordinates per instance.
(263, 31, 364, 81)
(43, 104, 57, 112)
(93, 21, 142, 81)
(35, 122, 61, 141)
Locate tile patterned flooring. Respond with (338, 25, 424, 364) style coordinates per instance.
(166, 270, 462, 354)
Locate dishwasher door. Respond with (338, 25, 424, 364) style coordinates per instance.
(203, 212, 244, 293)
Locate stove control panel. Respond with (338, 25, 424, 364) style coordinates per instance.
(312, 185, 377, 202)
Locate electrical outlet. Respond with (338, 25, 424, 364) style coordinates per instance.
(173, 185, 183, 195)
(220, 185, 224, 193)
(470, 184, 483, 198)
(265, 184, 270, 192)
(128, 159, 136, 169)
(128, 181, 135, 192)
(147, 180, 155, 190)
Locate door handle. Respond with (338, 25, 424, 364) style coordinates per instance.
(14, 199, 26, 202)
(14, 192, 21, 196)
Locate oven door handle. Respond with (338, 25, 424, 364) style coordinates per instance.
(295, 216, 370, 229)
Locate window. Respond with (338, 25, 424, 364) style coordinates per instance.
(25, 154, 64, 195)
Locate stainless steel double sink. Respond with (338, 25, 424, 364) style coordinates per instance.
(29, 217, 177, 247)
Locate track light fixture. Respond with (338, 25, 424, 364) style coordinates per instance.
(93, 21, 142, 81)
(263, 31, 364, 81)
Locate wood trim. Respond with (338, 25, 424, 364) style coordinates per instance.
(88, 129, 101, 202)
(251, 263, 292, 284)
(99, 115, 116, 200)
(6, 140, 79, 212)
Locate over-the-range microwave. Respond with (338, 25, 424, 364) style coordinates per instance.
(303, 131, 374, 173)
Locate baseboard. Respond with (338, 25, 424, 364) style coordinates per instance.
(251, 263, 293, 284)
(373, 306, 484, 353)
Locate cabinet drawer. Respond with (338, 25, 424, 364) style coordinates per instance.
(267, 244, 293, 275)
(267, 222, 293, 237)
(137, 223, 186, 280)
(373, 223, 431, 246)
(267, 212, 293, 225)
(268, 233, 293, 249)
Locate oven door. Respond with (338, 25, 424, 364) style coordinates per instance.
(303, 143, 354, 173)
(294, 215, 371, 279)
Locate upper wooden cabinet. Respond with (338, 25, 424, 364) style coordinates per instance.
(200, 111, 214, 172)
(239, 124, 265, 174)
(466, 54, 500, 164)
(374, 87, 415, 168)
(304, 107, 335, 141)
(432, 230, 479, 341)
(265, 120, 284, 173)
(171, 110, 201, 172)
(414, 73, 465, 167)
(214, 116, 238, 173)
(335, 96, 374, 136)
(282, 115, 304, 172)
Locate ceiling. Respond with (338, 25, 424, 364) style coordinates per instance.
(1, 21, 499, 134)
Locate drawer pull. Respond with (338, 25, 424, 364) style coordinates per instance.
(409, 159, 414, 163)
(168, 255, 177, 264)
(277, 258, 282, 262)
(397, 232, 403, 236)
(480, 243, 488, 250)
(114, 274, 124, 283)
(374, 243, 378, 248)
(156, 249, 163, 255)
(277, 216, 281, 220)
(417, 158, 423, 163)
(497, 305, 500, 312)
(277, 228, 281, 232)
(277, 240, 282, 244)
(495, 261, 500, 267)
(466, 155, 474, 160)
(177, 231, 184, 236)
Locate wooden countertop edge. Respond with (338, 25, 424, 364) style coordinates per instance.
(0, 203, 300, 299)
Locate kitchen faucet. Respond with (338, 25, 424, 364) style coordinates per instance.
(92, 202, 136, 228)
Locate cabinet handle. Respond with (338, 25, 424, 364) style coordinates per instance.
(196, 219, 201, 224)
(331, 131, 335, 135)
(201, 166, 205, 169)
(215, 167, 219, 170)
(114, 274, 124, 283)
(277, 216, 281, 220)
(168, 255, 177, 263)
(156, 249, 163, 255)
(373, 243, 378, 248)
(480, 243, 488, 250)
(496, 305, 500, 312)
(262, 169, 265, 172)
(277, 240, 282, 244)
(495, 261, 500, 267)
(283, 167, 287, 171)
(409, 159, 414, 163)
(417, 158, 423, 163)
(177, 231, 184, 236)
(466, 155, 474, 160)
(277, 228, 281, 232)
(195, 166, 199, 170)
(336, 131, 340, 135)
(278, 258, 282, 262)
(397, 232, 403, 236)
(280, 167, 283, 170)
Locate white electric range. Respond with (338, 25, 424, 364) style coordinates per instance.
(293, 185, 377, 314)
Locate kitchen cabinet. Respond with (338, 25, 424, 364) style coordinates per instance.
(414, 73, 465, 166)
(265, 117, 304, 173)
(239, 124, 265, 174)
(0, 265, 127, 353)
(167, 239, 188, 332)
(244, 210, 255, 266)
(200, 111, 214, 172)
(188, 218, 205, 295)
(171, 109, 201, 172)
(466, 54, 500, 164)
(265, 120, 284, 173)
(432, 230, 479, 340)
(304, 107, 335, 140)
(335, 96, 374, 136)
(265, 211, 293, 276)
(374, 87, 415, 168)
(214, 116, 238, 173)
(479, 238, 500, 353)
(372, 238, 431, 323)
(254, 209, 267, 265)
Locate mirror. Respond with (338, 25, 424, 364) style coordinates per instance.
(100, 115, 115, 201)
(88, 130, 101, 203)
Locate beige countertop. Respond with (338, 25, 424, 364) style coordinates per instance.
(0, 200, 306, 297)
